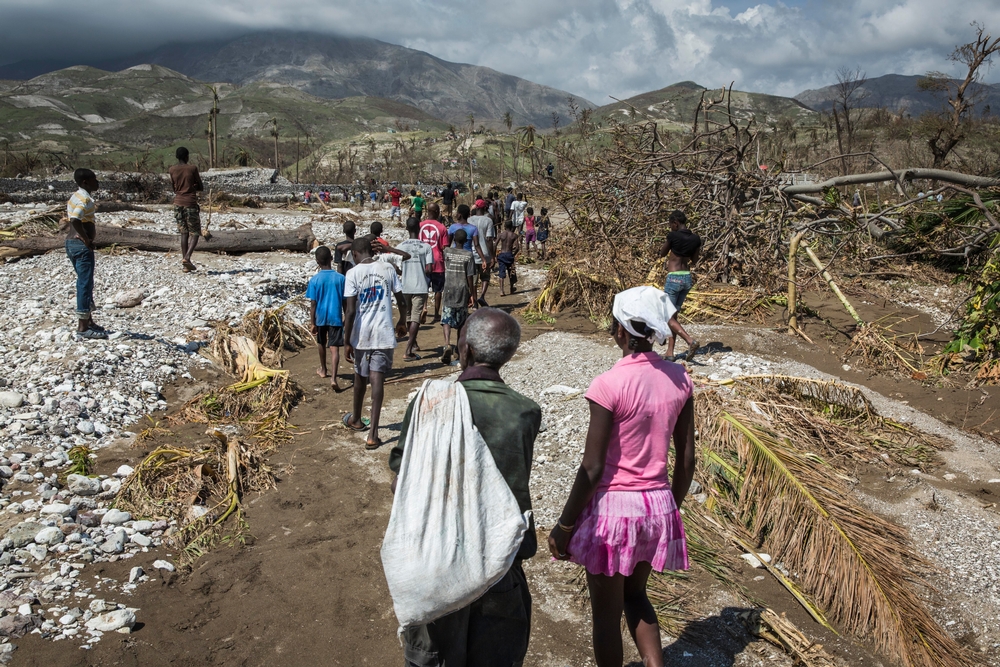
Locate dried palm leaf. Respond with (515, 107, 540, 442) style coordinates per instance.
(708, 411, 975, 667)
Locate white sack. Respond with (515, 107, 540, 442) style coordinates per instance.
(381, 379, 530, 630)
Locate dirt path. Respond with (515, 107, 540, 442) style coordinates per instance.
(11, 269, 1000, 666)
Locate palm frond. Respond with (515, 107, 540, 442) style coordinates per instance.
(709, 411, 974, 667)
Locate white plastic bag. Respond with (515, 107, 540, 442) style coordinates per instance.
(381, 379, 530, 629)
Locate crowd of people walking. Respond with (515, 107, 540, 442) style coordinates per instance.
(59, 148, 704, 666)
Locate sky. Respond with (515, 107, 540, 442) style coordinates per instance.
(1, 0, 999, 102)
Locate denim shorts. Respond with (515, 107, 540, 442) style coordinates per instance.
(664, 273, 693, 311)
(354, 349, 393, 377)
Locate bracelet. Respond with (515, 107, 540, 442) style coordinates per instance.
(557, 520, 575, 533)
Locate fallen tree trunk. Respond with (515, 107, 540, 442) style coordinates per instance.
(782, 168, 1000, 195)
(0, 223, 316, 259)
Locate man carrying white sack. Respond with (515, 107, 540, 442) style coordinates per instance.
(387, 308, 541, 667)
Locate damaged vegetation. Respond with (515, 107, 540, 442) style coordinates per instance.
(643, 375, 970, 667)
(114, 303, 312, 563)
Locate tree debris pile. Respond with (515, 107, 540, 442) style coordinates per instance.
(658, 375, 975, 667)
(114, 430, 274, 563)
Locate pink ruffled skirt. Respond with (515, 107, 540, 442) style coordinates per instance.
(568, 488, 689, 577)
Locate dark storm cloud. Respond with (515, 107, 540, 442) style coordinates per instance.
(2, 0, 999, 99)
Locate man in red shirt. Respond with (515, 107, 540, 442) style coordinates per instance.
(419, 203, 449, 323)
(389, 186, 402, 221)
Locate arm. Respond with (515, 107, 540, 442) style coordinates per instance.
(385, 245, 412, 262)
(548, 401, 613, 558)
(671, 396, 696, 507)
(343, 295, 357, 361)
(659, 236, 671, 258)
(194, 168, 204, 192)
(309, 299, 318, 335)
(68, 218, 94, 249)
(395, 290, 407, 322)
(690, 247, 701, 266)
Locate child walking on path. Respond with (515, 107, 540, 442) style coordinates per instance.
(440, 229, 475, 365)
(537, 207, 551, 260)
(63, 168, 107, 340)
(523, 207, 537, 260)
(549, 286, 696, 667)
(306, 246, 347, 391)
(397, 217, 434, 361)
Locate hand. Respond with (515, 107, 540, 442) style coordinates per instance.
(83, 238, 95, 251)
(310, 324, 318, 336)
(547, 526, 572, 560)
(345, 344, 355, 363)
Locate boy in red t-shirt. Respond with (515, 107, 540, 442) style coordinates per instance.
(389, 186, 402, 220)
(418, 203, 449, 323)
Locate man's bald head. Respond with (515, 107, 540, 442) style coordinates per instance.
(459, 308, 521, 369)
(426, 202, 440, 220)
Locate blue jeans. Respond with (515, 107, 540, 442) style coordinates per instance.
(664, 272, 693, 311)
(66, 239, 95, 318)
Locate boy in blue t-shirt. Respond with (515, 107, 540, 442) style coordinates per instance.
(306, 246, 347, 391)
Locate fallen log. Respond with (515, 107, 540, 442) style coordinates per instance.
(782, 168, 1000, 195)
(0, 223, 316, 259)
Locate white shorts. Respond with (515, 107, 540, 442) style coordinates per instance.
(390, 206, 400, 217)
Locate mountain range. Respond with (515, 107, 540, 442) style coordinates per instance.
(0, 64, 448, 160)
(794, 73, 1000, 117)
(0, 32, 593, 128)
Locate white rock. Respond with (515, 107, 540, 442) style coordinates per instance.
(12, 411, 40, 421)
(35, 526, 64, 545)
(0, 391, 24, 408)
(128, 566, 144, 583)
(132, 520, 154, 533)
(85, 609, 135, 632)
(114, 289, 146, 308)
(40, 503, 74, 517)
(131, 533, 151, 547)
(989, 478, 1000, 484)
(27, 543, 47, 561)
(101, 478, 122, 494)
(27, 392, 42, 405)
(541, 385, 580, 396)
(740, 553, 772, 569)
(18, 603, 32, 615)
(101, 509, 131, 525)
(140, 381, 158, 395)
(115, 465, 135, 478)
(89, 599, 109, 613)
(76, 420, 95, 435)
(152, 559, 176, 572)
(59, 614, 76, 625)
(67, 474, 102, 496)
(943, 473, 957, 481)
(0, 466, 12, 478)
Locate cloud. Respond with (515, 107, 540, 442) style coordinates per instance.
(1, 0, 999, 101)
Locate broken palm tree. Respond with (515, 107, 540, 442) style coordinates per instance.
(679, 375, 973, 667)
(114, 430, 275, 562)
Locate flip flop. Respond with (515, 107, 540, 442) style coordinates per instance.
(403, 354, 422, 362)
(365, 437, 384, 451)
(342, 413, 370, 431)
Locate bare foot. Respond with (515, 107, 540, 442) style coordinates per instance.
(317, 368, 330, 378)
(331, 379, 343, 392)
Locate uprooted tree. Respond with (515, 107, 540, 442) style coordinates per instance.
(534, 76, 1000, 381)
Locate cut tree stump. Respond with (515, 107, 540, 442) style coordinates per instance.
(0, 223, 316, 259)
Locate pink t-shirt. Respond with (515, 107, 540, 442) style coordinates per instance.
(585, 351, 693, 491)
(419, 219, 449, 273)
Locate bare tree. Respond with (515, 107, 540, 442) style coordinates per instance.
(832, 66, 868, 173)
(919, 23, 1000, 168)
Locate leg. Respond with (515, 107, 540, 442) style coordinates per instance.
(316, 343, 329, 377)
(623, 562, 664, 667)
(368, 370, 385, 445)
(586, 572, 626, 667)
(434, 292, 442, 319)
(349, 372, 368, 429)
(180, 231, 190, 258)
(331, 346, 342, 391)
(184, 232, 200, 262)
(405, 322, 419, 357)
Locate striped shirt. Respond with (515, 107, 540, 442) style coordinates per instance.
(66, 187, 97, 241)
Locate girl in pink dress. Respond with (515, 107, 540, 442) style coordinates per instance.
(549, 286, 695, 667)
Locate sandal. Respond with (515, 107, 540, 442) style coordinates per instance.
(365, 438, 384, 451)
(342, 413, 370, 431)
(403, 354, 422, 362)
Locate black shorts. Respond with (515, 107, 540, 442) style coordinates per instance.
(429, 272, 445, 294)
(316, 325, 344, 348)
(476, 263, 491, 282)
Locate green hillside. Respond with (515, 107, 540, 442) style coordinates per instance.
(588, 81, 819, 131)
(0, 64, 450, 167)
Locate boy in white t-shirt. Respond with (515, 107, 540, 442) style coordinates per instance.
(343, 234, 408, 450)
